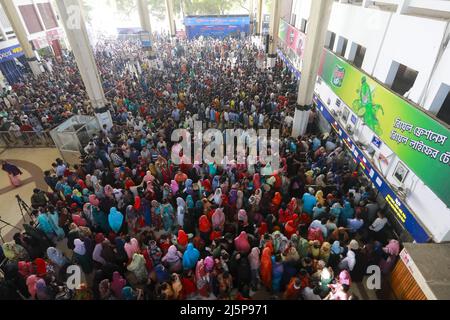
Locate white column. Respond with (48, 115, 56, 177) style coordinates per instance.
(293, 0, 333, 137)
(55, 0, 112, 129)
(165, 0, 176, 37)
(0, 22, 8, 41)
(137, 0, 152, 34)
(0, 0, 42, 76)
(256, 0, 263, 35)
(267, 0, 281, 68)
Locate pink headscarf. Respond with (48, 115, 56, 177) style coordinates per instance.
(26, 275, 39, 299)
(238, 209, 248, 225)
(234, 231, 250, 254)
(204, 256, 215, 272)
(339, 269, 352, 286)
(104, 185, 114, 198)
(72, 214, 87, 227)
(170, 180, 179, 194)
(124, 238, 140, 260)
(383, 239, 400, 256)
(211, 208, 225, 231)
(89, 194, 99, 207)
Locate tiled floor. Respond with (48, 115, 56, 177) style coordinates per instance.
(0, 148, 60, 242)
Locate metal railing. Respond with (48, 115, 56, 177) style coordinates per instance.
(0, 130, 55, 148)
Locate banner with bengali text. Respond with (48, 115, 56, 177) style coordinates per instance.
(318, 49, 450, 206)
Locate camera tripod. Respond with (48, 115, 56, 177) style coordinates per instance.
(16, 194, 34, 222)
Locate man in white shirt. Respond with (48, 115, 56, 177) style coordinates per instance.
(369, 211, 388, 232)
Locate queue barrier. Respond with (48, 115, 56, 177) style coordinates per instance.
(0, 130, 55, 148)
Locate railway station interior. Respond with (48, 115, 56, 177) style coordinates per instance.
(0, 0, 449, 301)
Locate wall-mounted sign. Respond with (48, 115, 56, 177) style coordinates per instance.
(0, 44, 24, 62)
(278, 19, 307, 69)
(319, 49, 450, 207)
(372, 135, 382, 148)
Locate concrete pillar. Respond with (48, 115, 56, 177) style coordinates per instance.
(249, 0, 254, 35)
(0, 23, 7, 41)
(55, 0, 112, 129)
(267, 0, 281, 67)
(293, 0, 333, 137)
(165, 0, 176, 37)
(137, 0, 152, 34)
(256, 0, 263, 36)
(0, 0, 42, 76)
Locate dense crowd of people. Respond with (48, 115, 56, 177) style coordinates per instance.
(0, 35, 401, 300)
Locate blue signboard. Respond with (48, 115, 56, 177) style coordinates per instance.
(372, 135, 382, 149)
(0, 44, 24, 63)
(313, 95, 430, 243)
(277, 49, 301, 80)
(184, 15, 250, 39)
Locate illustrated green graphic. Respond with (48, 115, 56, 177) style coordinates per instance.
(319, 49, 450, 207)
(352, 76, 385, 135)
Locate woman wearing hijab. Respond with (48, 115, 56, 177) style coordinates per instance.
(37, 211, 55, 239)
(199, 214, 212, 243)
(73, 238, 93, 274)
(151, 200, 162, 231)
(272, 192, 282, 208)
(127, 253, 148, 284)
(340, 200, 355, 227)
(99, 279, 112, 300)
(177, 229, 189, 250)
(182, 242, 200, 270)
(176, 197, 187, 228)
(213, 188, 223, 206)
(26, 274, 39, 299)
(162, 245, 183, 273)
(260, 243, 273, 290)
(2, 241, 28, 261)
(234, 231, 251, 254)
(170, 179, 179, 195)
(122, 286, 141, 300)
(125, 205, 138, 234)
(316, 190, 325, 206)
(248, 247, 260, 291)
(211, 208, 225, 232)
(124, 237, 140, 261)
(161, 200, 175, 232)
(195, 259, 211, 297)
(108, 207, 124, 234)
(92, 233, 106, 266)
(35, 278, 51, 300)
(379, 239, 400, 274)
(46, 247, 69, 267)
(2, 160, 23, 187)
(111, 271, 127, 299)
(212, 175, 220, 192)
(253, 173, 261, 191)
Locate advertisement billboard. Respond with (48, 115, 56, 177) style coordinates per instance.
(318, 49, 450, 206)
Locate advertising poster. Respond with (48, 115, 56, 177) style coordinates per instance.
(278, 19, 288, 42)
(318, 49, 450, 206)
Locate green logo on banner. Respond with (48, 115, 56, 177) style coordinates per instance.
(332, 65, 345, 87)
